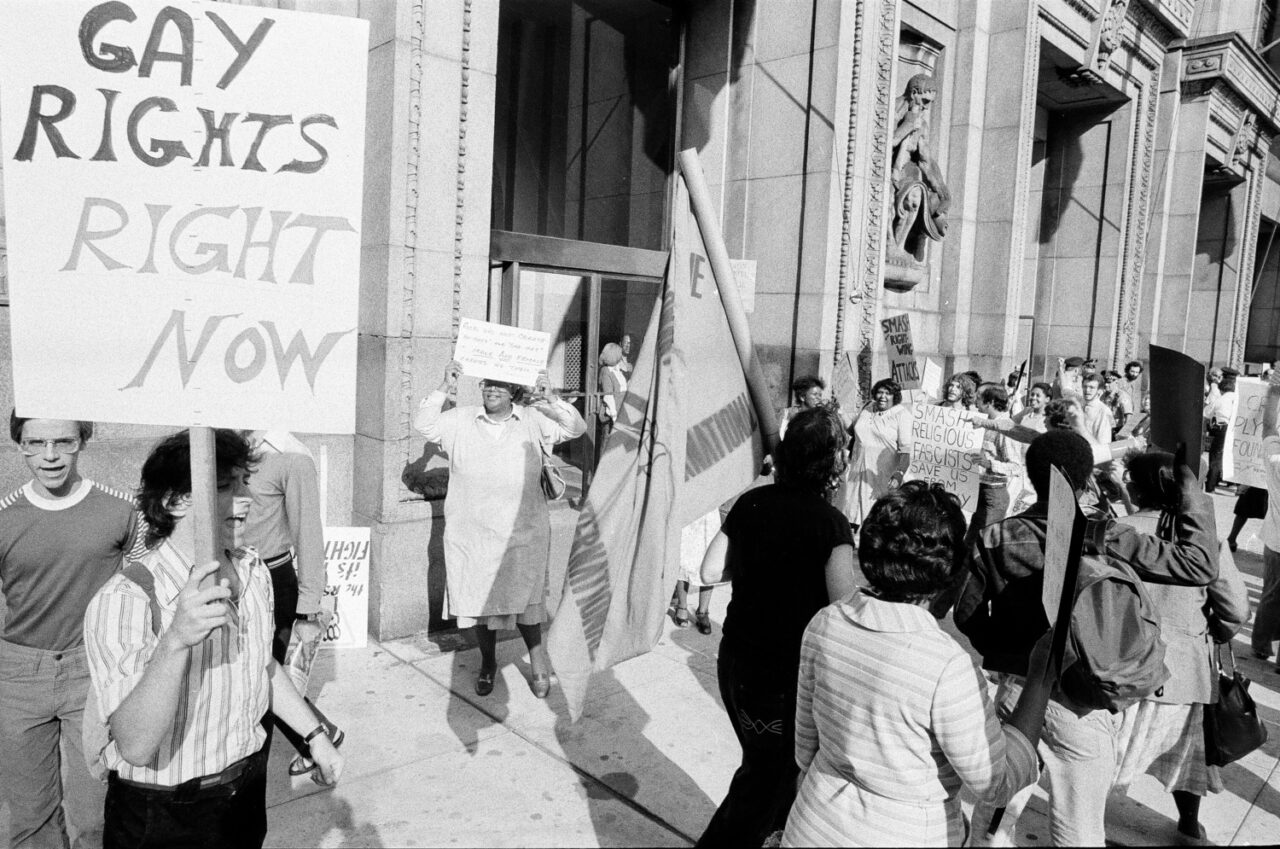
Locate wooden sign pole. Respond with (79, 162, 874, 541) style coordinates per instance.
(189, 426, 220, 585)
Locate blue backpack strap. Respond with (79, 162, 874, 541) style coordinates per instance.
(120, 561, 163, 637)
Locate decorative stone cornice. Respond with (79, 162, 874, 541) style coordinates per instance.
(1183, 34, 1280, 134)
(1134, 0, 1193, 40)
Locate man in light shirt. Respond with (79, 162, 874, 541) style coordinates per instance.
(242, 430, 342, 776)
(84, 430, 343, 848)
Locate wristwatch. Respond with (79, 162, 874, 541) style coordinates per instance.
(295, 612, 322, 623)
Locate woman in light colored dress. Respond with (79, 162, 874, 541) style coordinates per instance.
(845, 378, 910, 529)
(783, 482, 1054, 847)
(1112, 451, 1251, 842)
(597, 343, 628, 437)
(415, 360, 586, 698)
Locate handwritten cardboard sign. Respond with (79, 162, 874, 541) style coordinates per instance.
(453, 318, 551, 386)
(903, 402, 982, 512)
(321, 526, 369, 649)
(1229, 378, 1267, 488)
(0, 1, 368, 431)
(880, 313, 921, 389)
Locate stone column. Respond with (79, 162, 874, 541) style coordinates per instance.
(355, 0, 498, 639)
(942, 1, 1040, 379)
(1227, 134, 1271, 366)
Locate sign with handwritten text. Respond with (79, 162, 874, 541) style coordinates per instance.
(1229, 378, 1267, 488)
(903, 402, 982, 513)
(322, 526, 370, 649)
(0, 1, 368, 431)
(880, 313, 921, 390)
(453, 318, 551, 386)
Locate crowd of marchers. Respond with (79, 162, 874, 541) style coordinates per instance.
(693, 354, 1274, 847)
(3, 351, 1279, 848)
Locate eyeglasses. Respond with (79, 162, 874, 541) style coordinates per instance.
(19, 437, 81, 456)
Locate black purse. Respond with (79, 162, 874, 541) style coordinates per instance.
(1203, 643, 1268, 767)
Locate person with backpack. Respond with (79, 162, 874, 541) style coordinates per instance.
(954, 429, 1219, 846)
(1112, 451, 1250, 842)
(0, 412, 139, 849)
(83, 430, 344, 849)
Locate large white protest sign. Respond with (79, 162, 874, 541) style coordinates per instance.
(453, 318, 551, 386)
(322, 526, 370, 649)
(880, 313, 921, 390)
(1229, 378, 1267, 488)
(903, 402, 982, 512)
(0, 1, 368, 431)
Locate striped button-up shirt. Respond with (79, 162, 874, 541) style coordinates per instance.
(84, 541, 273, 786)
(785, 590, 1038, 847)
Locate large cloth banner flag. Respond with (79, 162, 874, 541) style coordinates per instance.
(0, 1, 368, 432)
(547, 177, 762, 721)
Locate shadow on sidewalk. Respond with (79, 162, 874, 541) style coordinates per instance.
(547, 666, 716, 847)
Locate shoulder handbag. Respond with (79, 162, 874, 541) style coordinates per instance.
(535, 431, 566, 501)
(1203, 643, 1268, 767)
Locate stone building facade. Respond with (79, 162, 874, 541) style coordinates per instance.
(3, 0, 1280, 639)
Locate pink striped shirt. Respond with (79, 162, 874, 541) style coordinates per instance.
(83, 541, 273, 786)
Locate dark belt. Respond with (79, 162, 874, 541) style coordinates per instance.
(111, 748, 266, 802)
(263, 551, 293, 569)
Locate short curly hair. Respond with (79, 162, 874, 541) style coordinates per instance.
(137, 429, 258, 549)
(774, 407, 847, 493)
(1025, 429, 1094, 501)
(858, 481, 968, 602)
(870, 378, 902, 406)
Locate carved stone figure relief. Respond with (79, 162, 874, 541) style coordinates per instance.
(884, 74, 950, 291)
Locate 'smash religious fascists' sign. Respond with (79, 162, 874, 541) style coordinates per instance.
(903, 403, 982, 511)
(0, 1, 368, 431)
(880, 313, 921, 389)
(453, 318, 552, 387)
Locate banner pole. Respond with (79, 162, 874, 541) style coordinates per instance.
(190, 426, 220, 586)
(678, 148, 781, 454)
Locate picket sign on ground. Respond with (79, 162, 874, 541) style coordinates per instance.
(322, 526, 370, 649)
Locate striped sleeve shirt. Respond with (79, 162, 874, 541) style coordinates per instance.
(83, 541, 274, 786)
(786, 590, 1038, 847)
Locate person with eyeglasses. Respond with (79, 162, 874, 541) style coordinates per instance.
(0, 412, 139, 849)
(83, 430, 343, 849)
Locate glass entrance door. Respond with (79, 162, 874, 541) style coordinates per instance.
(491, 231, 665, 491)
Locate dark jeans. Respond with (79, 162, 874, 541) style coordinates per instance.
(266, 559, 336, 758)
(103, 751, 267, 849)
(696, 643, 798, 848)
(1206, 424, 1227, 492)
(968, 483, 1010, 545)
